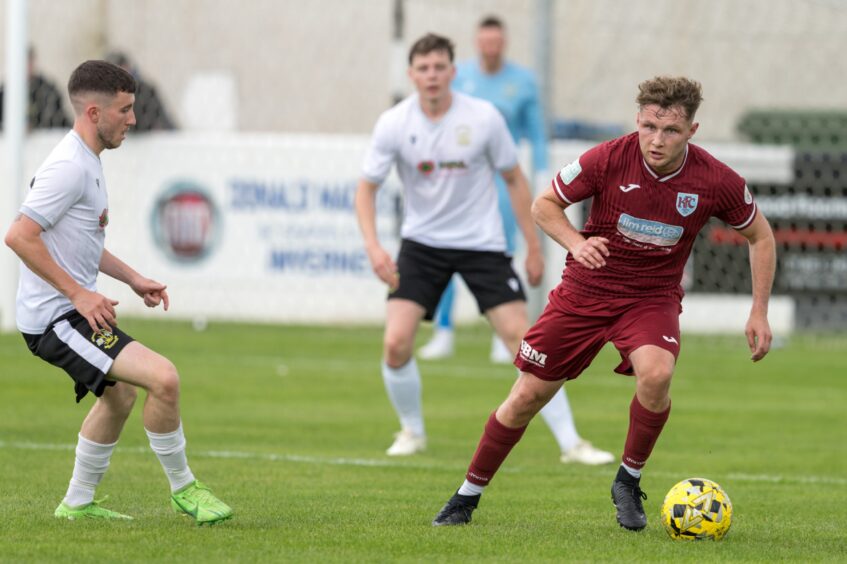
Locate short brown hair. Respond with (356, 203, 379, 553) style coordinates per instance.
(479, 15, 504, 30)
(636, 76, 703, 121)
(408, 33, 454, 65)
(68, 60, 136, 98)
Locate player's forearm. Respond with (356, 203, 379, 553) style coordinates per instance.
(354, 179, 382, 251)
(748, 233, 776, 317)
(507, 181, 542, 254)
(5, 232, 84, 299)
(99, 249, 141, 286)
(531, 194, 584, 252)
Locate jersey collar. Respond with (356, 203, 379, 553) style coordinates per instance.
(642, 144, 688, 182)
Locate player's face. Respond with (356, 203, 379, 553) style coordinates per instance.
(96, 91, 136, 150)
(477, 26, 505, 67)
(408, 50, 455, 105)
(637, 104, 699, 174)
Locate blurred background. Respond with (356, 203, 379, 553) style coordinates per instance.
(1, 0, 845, 334)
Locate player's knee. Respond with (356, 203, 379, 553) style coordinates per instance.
(151, 360, 181, 404)
(383, 334, 413, 367)
(502, 386, 548, 424)
(636, 365, 673, 399)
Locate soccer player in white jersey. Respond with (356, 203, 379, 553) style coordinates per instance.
(4, 60, 232, 524)
(356, 33, 608, 462)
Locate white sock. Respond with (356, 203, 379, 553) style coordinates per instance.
(457, 480, 485, 496)
(538, 387, 580, 452)
(381, 359, 425, 437)
(63, 434, 116, 508)
(622, 463, 641, 479)
(146, 422, 196, 492)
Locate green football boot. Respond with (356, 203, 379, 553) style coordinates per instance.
(54, 498, 134, 521)
(171, 481, 233, 525)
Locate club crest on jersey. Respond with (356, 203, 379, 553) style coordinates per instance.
(417, 160, 435, 175)
(455, 125, 471, 146)
(98, 208, 109, 229)
(676, 193, 698, 217)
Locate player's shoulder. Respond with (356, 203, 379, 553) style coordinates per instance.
(371, 95, 418, 137)
(587, 131, 638, 162)
(39, 134, 89, 171)
(378, 94, 417, 121)
(503, 60, 537, 82)
(453, 91, 499, 117)
(688, 142, 744, 184)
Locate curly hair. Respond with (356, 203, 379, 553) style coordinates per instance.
(636, 76, 703, 121)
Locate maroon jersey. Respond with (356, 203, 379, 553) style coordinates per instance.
(552, 132, 757, 298)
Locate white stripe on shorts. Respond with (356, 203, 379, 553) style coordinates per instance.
(52, 320, 114, 374)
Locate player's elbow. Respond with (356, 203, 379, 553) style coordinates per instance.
(530, 194, 560, 227)
(4, 227, 21, 252)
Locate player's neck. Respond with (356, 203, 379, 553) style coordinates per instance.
(73, 122, 105, 156)
(419, 91, 453, 121)
(480, 57, 504, 74)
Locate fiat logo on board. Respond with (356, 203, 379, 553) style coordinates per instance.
(152, 182, 221, 263)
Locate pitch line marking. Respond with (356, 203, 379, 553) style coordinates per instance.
(1, 440, 844, 486)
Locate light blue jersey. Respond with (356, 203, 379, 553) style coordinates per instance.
(454, 59, 548, 172)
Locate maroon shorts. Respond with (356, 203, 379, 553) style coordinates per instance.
(515, 285, 682, 381)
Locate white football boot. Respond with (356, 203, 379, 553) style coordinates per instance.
(417, 329, 454, 360)
(489, 335, 514, 364)
(560, 440, 616, 465)
(386, 429, 427, 456)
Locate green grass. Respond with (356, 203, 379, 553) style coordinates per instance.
(1, 320, 845, 562)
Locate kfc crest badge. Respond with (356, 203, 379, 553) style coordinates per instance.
(676, 192, 699, 217)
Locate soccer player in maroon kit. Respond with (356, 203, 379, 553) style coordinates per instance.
(432, 76, 776, 531)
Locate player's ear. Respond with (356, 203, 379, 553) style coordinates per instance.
(688, 121, 699, 138)
(86, 103, 100, 124)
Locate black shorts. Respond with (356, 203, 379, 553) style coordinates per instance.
(22, 310, 135, 403)
(391, 239, 526, 321)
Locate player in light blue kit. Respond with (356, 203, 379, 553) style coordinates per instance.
(418, 16, 614, 466)
(419, 15, 550, 364)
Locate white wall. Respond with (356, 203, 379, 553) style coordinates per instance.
(1, 0, 845, 138)
(0, 132, 795, 333)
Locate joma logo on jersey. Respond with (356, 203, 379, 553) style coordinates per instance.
(676, 192, 699, 217)
(520, 340, 547, 367)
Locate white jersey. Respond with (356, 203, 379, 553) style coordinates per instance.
(362, 91, 518, 251)
(16, 131, 109, 334)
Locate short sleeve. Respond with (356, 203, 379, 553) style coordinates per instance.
(361, 112, 398, 185)
(551, 143, 606, 205)
(486, 108, 519, 172)
(20, 160, 85, 229)
(714, 171, 758, 230)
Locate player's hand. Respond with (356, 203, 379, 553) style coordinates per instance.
(745, 313, 772, 362)
(570, 237, 610, 269)
(366, 245, 399, 291)
(131, 276, 170, 311)
(525, 248, 544, 287)
(71, 288, 119, 333)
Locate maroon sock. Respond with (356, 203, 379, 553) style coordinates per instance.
(622, 395, 671, 470)
(465, 412, 528, 486)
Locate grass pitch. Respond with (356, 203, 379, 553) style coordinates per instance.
(1, 320, 845, 562)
